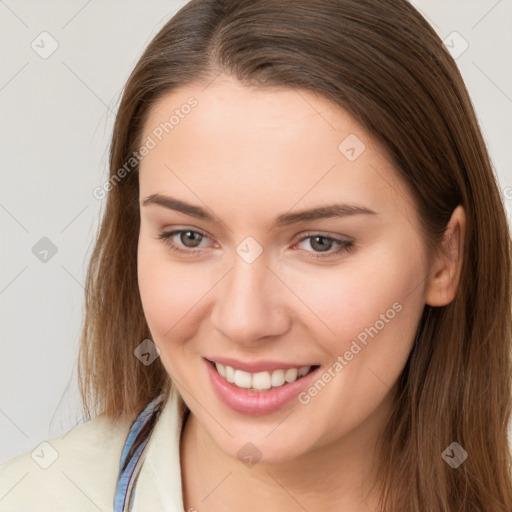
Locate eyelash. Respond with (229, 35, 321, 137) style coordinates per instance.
(156, 229, 354, 259)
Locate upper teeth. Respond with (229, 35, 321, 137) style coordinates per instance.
(215, 363, 311, 391)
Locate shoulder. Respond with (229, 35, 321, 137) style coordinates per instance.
(0, 412, 135, 512)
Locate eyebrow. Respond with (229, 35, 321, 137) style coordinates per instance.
(142, 193, 377, 228)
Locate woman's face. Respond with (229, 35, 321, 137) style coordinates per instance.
(137, 76, 430, 463)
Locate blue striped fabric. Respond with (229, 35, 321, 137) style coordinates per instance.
(113, 394, 165, 511)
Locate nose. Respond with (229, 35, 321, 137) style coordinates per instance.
(210, 252, 291, 346)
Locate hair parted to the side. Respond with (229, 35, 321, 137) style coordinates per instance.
(77, 0, 512, 509)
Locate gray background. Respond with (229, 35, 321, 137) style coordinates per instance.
(1, 0, 511, 463)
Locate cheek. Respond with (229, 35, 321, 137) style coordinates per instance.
(291, 244, 426, 437)
(297, 241, 426, 360)
(137, 238, 209, 346)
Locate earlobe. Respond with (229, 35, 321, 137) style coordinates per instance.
(425, 205, 466, 307)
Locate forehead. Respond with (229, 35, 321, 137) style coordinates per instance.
(138, 77, 417, 225)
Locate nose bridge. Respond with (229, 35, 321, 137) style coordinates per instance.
(211, 247, 289, 343)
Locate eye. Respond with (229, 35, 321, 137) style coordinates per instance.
(294, 233, 354, 259)
(156, 229, 212, 255)
(156, 229, 354, 260)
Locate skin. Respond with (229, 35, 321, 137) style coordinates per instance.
(137, 76, 465, 511)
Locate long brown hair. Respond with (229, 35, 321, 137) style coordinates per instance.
(77, 0, 512, 509)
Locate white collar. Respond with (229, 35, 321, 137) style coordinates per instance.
(131, 386, 187, 511)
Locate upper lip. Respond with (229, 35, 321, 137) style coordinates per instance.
(205, 356, 318, 373)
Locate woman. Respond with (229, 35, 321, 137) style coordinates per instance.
(1, 0, 511, 510)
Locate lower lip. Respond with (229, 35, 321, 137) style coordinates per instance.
(204, 358, 320, 416)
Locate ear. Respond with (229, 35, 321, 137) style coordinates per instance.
(425, 205, 466, 307)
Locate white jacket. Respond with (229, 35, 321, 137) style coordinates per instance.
(0, 387, 187, 511)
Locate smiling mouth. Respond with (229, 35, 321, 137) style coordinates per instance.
(206, 359, 320, 392)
